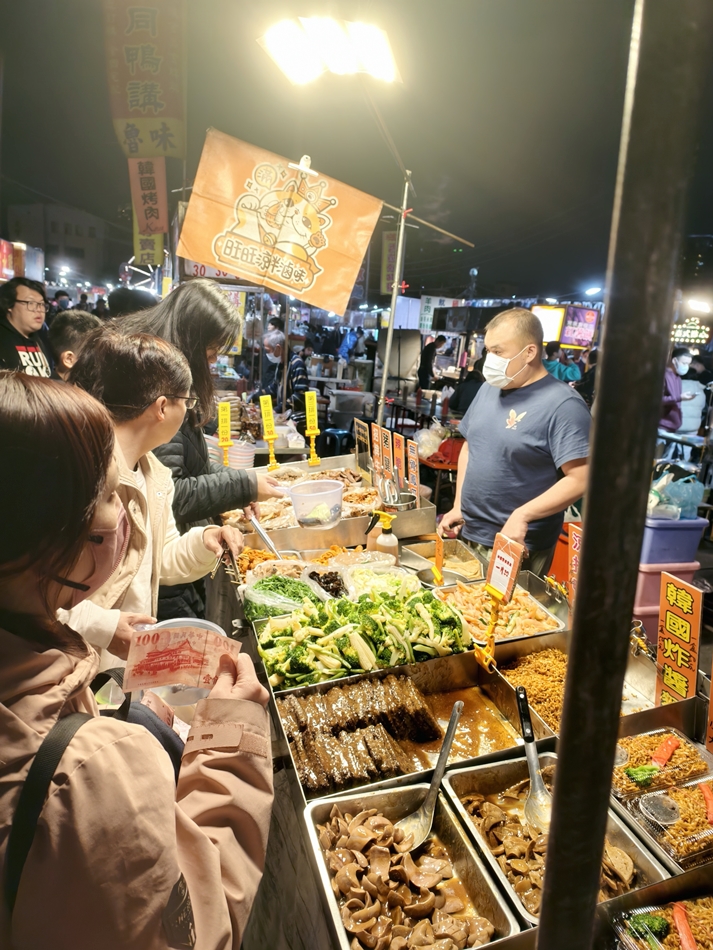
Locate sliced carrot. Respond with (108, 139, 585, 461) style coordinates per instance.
(651, 735, 680, 767)
(699, 782, 713, 824)
(672, 902, 697, 950)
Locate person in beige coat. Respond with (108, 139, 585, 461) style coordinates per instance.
(63, 329, 277, 665)
(0, 371, 273, 949)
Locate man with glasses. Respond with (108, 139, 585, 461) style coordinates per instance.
(0, 277, 53, 377)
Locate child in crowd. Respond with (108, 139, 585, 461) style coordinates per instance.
(47, 310, 102, 379)
(0, 371, 272, 948)
(65, 328, 245, 666)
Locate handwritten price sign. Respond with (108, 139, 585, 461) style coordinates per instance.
(486, 533, 525, 603)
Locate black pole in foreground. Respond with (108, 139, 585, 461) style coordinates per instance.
(536, 2, 713, 948)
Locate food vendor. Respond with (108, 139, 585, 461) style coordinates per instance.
(439, 308, 591, 576)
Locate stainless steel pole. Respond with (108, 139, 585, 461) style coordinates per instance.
(377, 173, 411, 426)
(536, 2, 713, 947)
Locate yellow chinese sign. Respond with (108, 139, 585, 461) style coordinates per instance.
(259, 395, 276, 440)
(103, 0, 185, 158)
(655, 571, 701, 706)
(132, 204, 163, 265)
(176, 130, 383, 315)
(304, 391, 319, 435)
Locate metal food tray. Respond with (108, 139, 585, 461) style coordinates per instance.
(611, 726, 713, 802)
(252, 637, 556, 810)
(443, 752, 670, 927)
(304, 784, 521, 950)
(494, 631, 657, 734)
(436, 577, 566, 647)
(400, 539, 488, 578)
(247, 453, 438, 545)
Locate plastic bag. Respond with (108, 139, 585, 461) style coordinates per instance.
(414, 422, 447, 459)
(242, 575, 327, 622)
(662, 476, 704, 519)
(343, 564, 422, 600)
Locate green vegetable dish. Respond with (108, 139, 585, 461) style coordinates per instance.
(243, 575, 322, 623)
(625, 911, 669, 950)
(257, 589, 472, 690)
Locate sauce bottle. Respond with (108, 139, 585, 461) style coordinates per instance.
(366, 510, 399, 564)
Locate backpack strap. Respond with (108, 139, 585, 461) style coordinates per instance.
(4, 712, 92, 913)
(91, 667, 130, 720)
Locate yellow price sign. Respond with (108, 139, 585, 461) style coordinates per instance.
(305, 390, 319, 435)
(260, 395, 277, 441)
(217, 402, 232, 447)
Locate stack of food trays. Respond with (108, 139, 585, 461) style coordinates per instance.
(304, 784, 521, 949)
(443, 753, 670, 926)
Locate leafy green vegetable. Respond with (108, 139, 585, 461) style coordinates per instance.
(627, 912, 669, 950)
(623, 765, 660, 787)
(252, 575, 321, 605)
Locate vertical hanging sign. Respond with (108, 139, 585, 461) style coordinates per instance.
(133, 205, 164, 266)
(354, 419, 371, 481)
(393, 432, 405, 489)
(568, 524, 583, 602)
(407, 440, 420, 505)
(103, 0, 186, 158)
(655, 572, 702, 706)
(217, 401, 232, 467)
(371, 422, 382, 475)
(128, 157, 169, 234)
(380, 231, 397, 295)
(380, 427, 393, 478)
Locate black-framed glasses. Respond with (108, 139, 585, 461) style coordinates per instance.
(109, 394, 199, 412)
(15, 299, 50, 314)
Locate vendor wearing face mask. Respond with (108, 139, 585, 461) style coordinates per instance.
(439, 308, 591, 576)
(659, 347, 696, 434)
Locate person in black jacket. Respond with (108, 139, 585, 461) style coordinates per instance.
(0, 277, 53, 377)
(449, 369, 484, 415)
(120, 279, 282, 619)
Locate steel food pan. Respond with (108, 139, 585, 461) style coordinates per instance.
(443, 752, 670, 927)
(252, 639, 555, 809)
(400, 539, 488, 576)
(304, 783, 521, 950)
(493, 631, 656, 733)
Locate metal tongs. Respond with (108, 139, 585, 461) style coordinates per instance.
(249, 513, 283, 560)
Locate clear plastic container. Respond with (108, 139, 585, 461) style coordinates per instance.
(613, 897, 713, 950)
(343, 563, 422, 600)
(612, 728, 710, 800)
(288, 479, 344, 529)
(633, 776, 713, 865)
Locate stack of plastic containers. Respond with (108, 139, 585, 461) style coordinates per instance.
(633, 516, 708, 639)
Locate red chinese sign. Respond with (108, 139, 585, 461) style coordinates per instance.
(128, 157, 168, 234)
(371, 423, 382, 475)
(103, 0, 185, 158)
(393, 432, 405, 489)
(655, 572, 702, 706)
(568, 523, 583, 601)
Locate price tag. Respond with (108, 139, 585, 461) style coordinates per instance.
(260, 395, 276, 441)
(393, 432, 405, 488)
(407, 440, 420, 506)
(381, 427, 393, 476)
(568, 523, 582, 603)
(371, 422, 382, 475)
(217, 401, 232, 447)
(305, 390, 319, 435)
(486, 533, 525, 603)
(354, 419, 371, 482)
(656, 572, 702, 708)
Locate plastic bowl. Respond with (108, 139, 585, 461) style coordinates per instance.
(289, 479, 344, 530)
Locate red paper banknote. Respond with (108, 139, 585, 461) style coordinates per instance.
(124, 626, 241, 692)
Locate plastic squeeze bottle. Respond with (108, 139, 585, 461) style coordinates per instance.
(366, 510, 399, 564)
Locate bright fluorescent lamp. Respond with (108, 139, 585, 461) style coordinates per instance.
(545, 297, 558, 304)
(359, 303, 369, 309)
(687, 299, 711, 313)
(260, 18, 398, 85)
(585, 286, 602, 296)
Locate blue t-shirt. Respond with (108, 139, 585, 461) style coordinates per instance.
(458, 374, 591, 550)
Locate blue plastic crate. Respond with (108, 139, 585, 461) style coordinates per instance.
(640, 516, 708, 564)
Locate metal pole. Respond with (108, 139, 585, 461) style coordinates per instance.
(377, 173, 410, 426)
(536, 2, 713, 947)
(282, 293, 289, 413)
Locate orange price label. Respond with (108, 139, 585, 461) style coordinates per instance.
(655, 572, 702, 708)
(371, 422, 382, 475)
(568, 524, 582, 602)
(486, 533, 526, 603)
(393, 432, 405, 488)
(381, 427, 393, 477)
(407, 440, 420, 505)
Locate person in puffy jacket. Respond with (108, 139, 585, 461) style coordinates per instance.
(0, 372, 273, 950)
(119, 280, 282, 618)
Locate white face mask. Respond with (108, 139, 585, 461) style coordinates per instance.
(483, 345, 530, 389)
(673, 358, 690, 377)
(266, 351, 281, 364)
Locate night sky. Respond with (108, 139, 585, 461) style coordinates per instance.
(2, 0, 713, 298)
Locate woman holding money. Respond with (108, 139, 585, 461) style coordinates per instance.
(120, 279, 283, 620)
(0, 371, 273, 949)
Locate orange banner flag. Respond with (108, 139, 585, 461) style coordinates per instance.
(177, 129, 383, 314)
(128, 157, 169, 234)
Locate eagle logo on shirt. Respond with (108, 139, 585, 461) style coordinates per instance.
(506, 410, 527, 430)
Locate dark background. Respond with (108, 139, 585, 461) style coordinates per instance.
(2, 0, 712, 298)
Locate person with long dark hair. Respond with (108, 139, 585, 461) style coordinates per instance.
(0, 372, 273, 949)
(120, 280, 281, 618)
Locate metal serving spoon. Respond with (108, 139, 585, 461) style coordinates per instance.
(394, 700, 463, 851)
(515, 685, 553, 834)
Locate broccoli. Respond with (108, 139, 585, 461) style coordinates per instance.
(257, 642, 290, 676)
(335, 635, 362, 670)
(420, 590, 435, 605)
(623, 765, 660, 787)
(627, 912, 669, 950)
(285, 643, 313, 675)
(322, 618, 342, 636)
